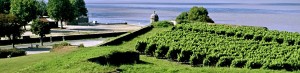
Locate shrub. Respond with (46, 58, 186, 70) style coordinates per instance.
(166, 47, 181, 61)
(263, 36, 273, 42)
(188, 6, 214, 23)
(190, 52, 206, 66)
(216, 30, 226, 35)
(0, 49, 26, 58)
(275, 38, 284, 44)
(245, 60, 263, 69)
(244, 34, 254, 40)
(216, 56, 235, 67)
(107, 51, 140, 65)
(176, 6, 214, 24)
(253, 35, 263, 41)
(152, 21, 173, 28)
(88, 51, 139, 66)
(235, 32, 243, 38)
(78, 43, 84, 48)
(154, 45, 170, 59)
(177, 49, 193, 62)
(135, 41, 147, 53)
(203, 54, 220, 66)
(176, 12, 189, 24)
(262, 61, 299, 71)
(297, 41, 300, 45)
(231, 59, 247, 68)
(287, 39, 295, 46)
(53, 41, 71, 48)
(145, 43, 157, 56)
(226, 31, 235, 37)
(290, 62, 300, 71)
(208, 30, 215, 34)
(265, 62, 285, 70)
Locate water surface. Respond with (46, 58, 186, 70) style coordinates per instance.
(87, 3, 300, 32)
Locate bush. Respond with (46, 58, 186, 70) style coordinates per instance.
(208, 30, 215, 34)
(262, 61, 298, 71)
(287, 39, 295, 46)
(216, 30, 226, 35)
(0, 49, 26, 58)
(144, 43, 157, 56)
(107, 51, 140, 65)
(154, 45, 170, 59)
(135, 41, 147, 53)
(176, 12, 189, 24)
(230, 59, 247, 68)
(297, 41, 300, 45)
(190, 52, 206, 66)
(244, 34, 254, 40)
(235, 32, 243, 38)
(88, 51, 139, 66)
(152, 21, 173, 28)
(78, 43, 84, 48)
(176, 6, 214, 24)
(53, 41, 71, 48)
(275, 38, 284, 44)
(188, 6, 214, 23)
(166, 47, 181, 60)
(216, 56, 235, 67)
(203, 54, 220, 66)
(245, 60, 263, 69)
(177, 49, 193, 62)
(226, 31, 235, 37)
(290, 62, 300, 71)
(263, 36, 273, 42)
(253, 35, 263, 41)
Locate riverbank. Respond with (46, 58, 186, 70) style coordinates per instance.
(0, 24, 143, 46)
(0, 24, 143, 54)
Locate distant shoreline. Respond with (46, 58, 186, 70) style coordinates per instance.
(86, 2, 300, 6)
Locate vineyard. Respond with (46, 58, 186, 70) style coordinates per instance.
(136, 22, 300, 71)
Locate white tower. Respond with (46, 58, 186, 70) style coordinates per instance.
(150, 11, 159, 24)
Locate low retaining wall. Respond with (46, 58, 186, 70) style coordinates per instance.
(99, 25, 153, 46)
(0, 32, 126, 46)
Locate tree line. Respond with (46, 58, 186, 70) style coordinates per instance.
(0, 0, 88, 47)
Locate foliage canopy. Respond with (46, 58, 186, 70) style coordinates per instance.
(176, 6, 214, 24)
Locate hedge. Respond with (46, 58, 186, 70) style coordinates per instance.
(88, 51, 139, 66)
(0, 49, 26, 58)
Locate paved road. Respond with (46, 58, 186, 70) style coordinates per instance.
(0, 38, 107, 54)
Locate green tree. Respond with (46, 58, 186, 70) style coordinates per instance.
(0, 14, 23, 48)
(0, 0, 10, 14)
(47, 0, 75, 29)
(36, 0, 47, 17)
(188, 6, 214, 23)
(0, 14, 7, 39)
(176, 12, 189, 24)
(70, 0, 88, 17)
(31, 19, 51, 46)
(10, 0, 38, 30)
(176, 6, 214, 24)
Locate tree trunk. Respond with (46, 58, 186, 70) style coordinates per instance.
(60, 20, 63, 29)
(40, 35, 44, 46)
(12, 35, 15, 48)
(23, 25, 26, 30)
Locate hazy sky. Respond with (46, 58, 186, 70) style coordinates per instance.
(84, 0, 300, 3)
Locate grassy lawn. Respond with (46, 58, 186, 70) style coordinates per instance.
(0, 27, 296, 73)
(0, 51, 69, 73)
